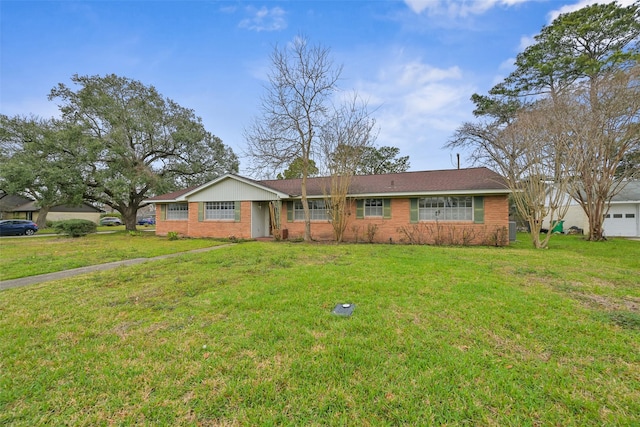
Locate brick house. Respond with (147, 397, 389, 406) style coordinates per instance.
(146, 167, 512, 245)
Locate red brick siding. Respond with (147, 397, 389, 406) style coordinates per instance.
(280, 196, 510, 245)
(186, 201, 251, 239)
(154, 205, 189, 237)
(155, 196, 510, 246)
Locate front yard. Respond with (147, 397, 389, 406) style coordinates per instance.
(1, 235, 638, 425)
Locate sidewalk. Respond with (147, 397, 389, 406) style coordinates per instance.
(0, 244, 234, 291)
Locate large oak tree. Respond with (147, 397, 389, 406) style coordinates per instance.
(0, 115, 87, 227)
(50, 74, 238, 230)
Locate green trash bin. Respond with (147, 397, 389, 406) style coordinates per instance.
(552, 220, 565, 234)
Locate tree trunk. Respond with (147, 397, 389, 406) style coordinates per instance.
(586, 203, 607, 241)
(121, 205, 138, 232)
(300, 176, 311, 242)
(35, 207, 50, 229)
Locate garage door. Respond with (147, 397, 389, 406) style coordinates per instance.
(604, 205, 639, 237)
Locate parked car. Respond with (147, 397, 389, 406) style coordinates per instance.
(137, 217, 155, 225)
(0, 219, 39, 236)
(100, 217, 123, 226)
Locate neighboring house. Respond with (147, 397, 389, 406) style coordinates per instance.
(146, 167, 512, 246)
(556, 181, 640, 238)
(0, 191, 102, 223)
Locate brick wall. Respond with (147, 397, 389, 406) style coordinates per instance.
(155, 216, 189, 237)
(279, 196, 510, 245)
(155, 196, 510, 246)
(186, 201, 251, 239)
(154, 202, 252, 239)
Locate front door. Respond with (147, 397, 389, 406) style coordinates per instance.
(251, 202, 270, 238)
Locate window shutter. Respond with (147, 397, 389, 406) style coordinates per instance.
(474, 196, 484, 224)
(383, 199, 391, 219)
(286, 201, 293, 222)
(160, 204, 166, 221)
(410, 198, 418, 223)
(234, 201, 241, 222)
(356, 199, 364, 219)
(198, 202, 204, 222)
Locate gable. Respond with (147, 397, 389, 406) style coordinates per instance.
(187, 176, 285, 202)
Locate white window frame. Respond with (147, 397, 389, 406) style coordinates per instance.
(418, 196, 473, 221)
(167, 203, 189, 220)
(364, 198, 383, 217)
(294, 200, 329, 221)
(205, 201, 235, 220)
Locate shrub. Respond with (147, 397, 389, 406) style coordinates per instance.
(53, 219, 97, 237)
(366, 224, 378, 243)
(167, 231, 180, 241)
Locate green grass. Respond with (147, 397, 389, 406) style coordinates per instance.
(1, 234, 639, 425)
(0, 232, 228, 280)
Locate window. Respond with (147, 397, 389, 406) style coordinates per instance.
(626, 213, 635, 219)
(205, 201, 235, 220)
(613, 214, 623, 219)
(294, 200, 329, 221)
(418, 196, 473, 221)
(167, 203, 188, 220)
(364, 199, 383, 217)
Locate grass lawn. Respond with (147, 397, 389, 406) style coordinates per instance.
(1, 235, 638, 425)
(0, 232, 229, 280)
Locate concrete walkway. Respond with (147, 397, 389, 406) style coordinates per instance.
(0, 244, 234, 291)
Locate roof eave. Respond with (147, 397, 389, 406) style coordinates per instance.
(283, 188, 511, 199)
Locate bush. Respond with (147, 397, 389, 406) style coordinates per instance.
(167, 231, 180, 241)
(53, 219, 97, 237)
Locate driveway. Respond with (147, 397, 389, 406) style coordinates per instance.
(0, 244, 234, 291)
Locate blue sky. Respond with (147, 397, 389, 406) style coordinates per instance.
(1, 0, 633, 176)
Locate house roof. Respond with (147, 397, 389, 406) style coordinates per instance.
(147, 167, 509, 202)
(260, 167, 509, 197)
(612, 181, 640, 203)
(145, 185, 199, 202)
(0, 191, 102, 213)
(0, 192, 32, 211)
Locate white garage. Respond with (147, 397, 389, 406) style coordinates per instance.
(603, 182, 640, 238)
(604, 203, 640, 237)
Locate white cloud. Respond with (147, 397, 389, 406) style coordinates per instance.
(519, 35, 536, 51)
(547, 0, 637, 22)
(404, 0, 532, 17)
(355, 57, 477, 169)
(499, 57, 516, 72)
(238, 6, 287, 32)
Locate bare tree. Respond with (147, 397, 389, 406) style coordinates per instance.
(244, 36, 341, 241)
(318, 94, 378, 242)
(448, 98, 579, 248)
(503, 100, 579, 248)
(480, 3, 640, 241)
(565, 66, 640, 240)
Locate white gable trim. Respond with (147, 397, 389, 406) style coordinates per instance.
(181, 174, 289, 202)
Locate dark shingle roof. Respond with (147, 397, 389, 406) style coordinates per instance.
(147, 167, 509, 201)
(145, 186, 199, 202)
(259, 167, 509, 197)
(0, 192, 33, 211)
(612, 181, 640, 202)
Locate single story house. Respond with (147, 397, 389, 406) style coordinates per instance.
(0, 191, 102, 223)
(146, 167, 512, 246)
(556, 181, 640, 238)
